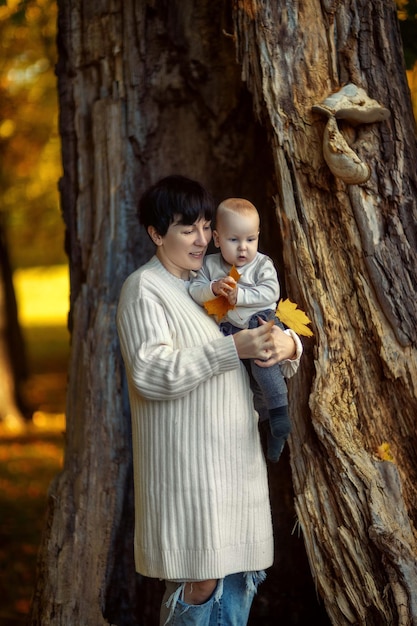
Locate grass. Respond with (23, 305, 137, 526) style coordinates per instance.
(0, 266, 69, 625)
(22, 325, 69, 414)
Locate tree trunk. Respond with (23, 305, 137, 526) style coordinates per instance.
(30, 1, 417, 625)
(233, 1, 417, 623)
(0, 217, 27, 429)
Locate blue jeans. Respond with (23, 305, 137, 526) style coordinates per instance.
(159, 571, 266, 625)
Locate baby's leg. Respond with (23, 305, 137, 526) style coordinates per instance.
(250, 359, 290, 463)
(268, 405, 291, 462)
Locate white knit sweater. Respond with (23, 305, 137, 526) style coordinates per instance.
(117, 256, 296, 581)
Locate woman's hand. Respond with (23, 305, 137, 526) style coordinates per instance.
(254, 319, 297, 367)
(233, 320, 275, 360)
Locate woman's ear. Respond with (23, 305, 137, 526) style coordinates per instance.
(212, 230, 220, 248)
(147, 225, 163, 246)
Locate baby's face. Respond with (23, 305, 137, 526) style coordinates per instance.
(213, 210, 259, 267)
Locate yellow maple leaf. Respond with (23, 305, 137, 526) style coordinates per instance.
(203, 265, 241, 323)
(376, 442, 395, 463)
(276, 298, 313, 337)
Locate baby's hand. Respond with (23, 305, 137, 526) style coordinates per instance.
(212, 276, 237, 298)
(226, 286, 237, 305)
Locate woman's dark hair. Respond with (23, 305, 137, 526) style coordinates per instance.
(138, 175, 215, 236)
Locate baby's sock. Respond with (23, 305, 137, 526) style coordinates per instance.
(267, 406, 291, 463)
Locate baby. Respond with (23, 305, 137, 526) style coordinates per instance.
(189, 198, 291, 462)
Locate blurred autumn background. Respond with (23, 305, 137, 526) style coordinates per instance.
(0, 1, 416, 625)
(0, 0, 67, 624)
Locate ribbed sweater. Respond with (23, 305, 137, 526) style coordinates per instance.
(116, 256, 276, 581)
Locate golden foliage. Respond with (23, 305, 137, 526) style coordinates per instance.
(13, 265, 69, 326)
(0, 0, 65, 268)
(276, 298, 313, 337)
(376, 442, 395, 463)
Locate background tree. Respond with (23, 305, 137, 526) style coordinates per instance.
(0, 0, 64, 426)
(0, 216, 26, 426)
(30, 1, 417, 625)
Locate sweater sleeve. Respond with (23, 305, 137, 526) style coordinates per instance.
(280, 329, 303, 378)
(189, 263, 216, 305)
(117, 295, 240, 400)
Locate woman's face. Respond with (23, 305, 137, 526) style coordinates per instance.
(151, 216, 212, 279)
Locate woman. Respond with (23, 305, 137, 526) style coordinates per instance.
(116, 175, 302, 625)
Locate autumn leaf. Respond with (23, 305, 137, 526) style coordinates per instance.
(276, 298, 313, 337)
(204, 296, 234, 322)
(203, 265, 241, 323)
(376, 442, 395, 463)
(228, 265, 241, 282)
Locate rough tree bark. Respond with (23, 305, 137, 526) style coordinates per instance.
(30, 1, 417, 625)
(233, 1, 417, 623)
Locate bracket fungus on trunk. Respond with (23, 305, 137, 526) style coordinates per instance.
(313, 83, 390, 185)
(322, 116, 371, 185)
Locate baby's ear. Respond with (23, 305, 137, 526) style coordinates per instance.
(212, 230, 221, 248)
